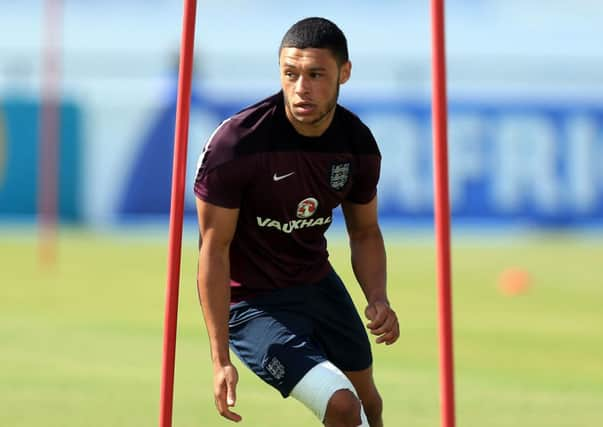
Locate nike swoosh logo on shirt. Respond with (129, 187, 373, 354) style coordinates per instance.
(273, 172, 295, 181)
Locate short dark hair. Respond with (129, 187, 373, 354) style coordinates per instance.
(279, 17, 349, 65)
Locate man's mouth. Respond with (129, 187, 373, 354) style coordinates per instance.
(293, 102, 315, 115)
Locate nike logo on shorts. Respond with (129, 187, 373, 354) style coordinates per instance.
(273, 172, 295, 181)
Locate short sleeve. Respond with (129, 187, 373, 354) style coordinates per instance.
(194, 158, 252, 208)
(345, 154, 381, 204)
(192, 118, 254, 208)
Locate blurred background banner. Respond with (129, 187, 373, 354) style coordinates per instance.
(116, 87, 603, 226)
(117, 91, 236, 218)
(0, 97, 81, 221)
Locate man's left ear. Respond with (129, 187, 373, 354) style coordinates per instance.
(339, 61, 352, 84)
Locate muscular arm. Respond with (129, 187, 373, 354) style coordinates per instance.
(342, 196, 399, 345)
(196, 197, 242, 422)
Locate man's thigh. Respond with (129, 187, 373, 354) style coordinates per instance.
(229, 304, 326, 397)
(310, 271, 373, 372)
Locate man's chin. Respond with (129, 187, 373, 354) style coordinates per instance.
(292, 114, 317, 124)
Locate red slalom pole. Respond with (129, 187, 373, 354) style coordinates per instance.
(38, 0, 63, 267)
(430, 1, 456, 426)
(159, 1, 198, 426)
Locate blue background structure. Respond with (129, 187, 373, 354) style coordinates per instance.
(118, 87, 603, 226)
(0, 99, 82, 222)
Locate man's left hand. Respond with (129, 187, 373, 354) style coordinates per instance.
(365, 300, 399, 345)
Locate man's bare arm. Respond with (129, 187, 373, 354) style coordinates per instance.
(196, 197, 242, 422)
(342, 196, 399, 345)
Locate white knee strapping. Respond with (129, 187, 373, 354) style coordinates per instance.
(290, 361, 369, 426)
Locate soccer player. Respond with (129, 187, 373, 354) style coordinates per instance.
(193, 17, 399, 426)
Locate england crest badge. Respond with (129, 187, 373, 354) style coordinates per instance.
(330, 162, 350, 190)
(265, 356, 285, 380)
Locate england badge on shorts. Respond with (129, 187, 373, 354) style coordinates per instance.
(265, 356, 286, 380)
(329, 162, 350, 190)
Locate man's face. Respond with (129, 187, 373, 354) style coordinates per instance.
(279, 47, 351, 137)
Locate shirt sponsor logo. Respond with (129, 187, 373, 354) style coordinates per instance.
(256, 215, 332, 233)
(296, 197, 318, 218)
(330, 162, 350, 190)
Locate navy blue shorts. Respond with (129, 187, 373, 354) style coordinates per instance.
(228, 269, 372, 398)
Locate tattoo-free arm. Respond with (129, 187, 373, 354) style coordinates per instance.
(196, 197, 242, 422)
(342, 196, 399, 345)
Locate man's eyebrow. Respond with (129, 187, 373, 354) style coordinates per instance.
(282, 63, 327, 72)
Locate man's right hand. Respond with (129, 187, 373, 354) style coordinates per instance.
(213, 363, 242, 422)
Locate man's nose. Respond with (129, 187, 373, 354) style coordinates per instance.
(295, 76, 310, 95)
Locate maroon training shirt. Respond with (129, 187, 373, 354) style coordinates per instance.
(194, 91, 381, 302)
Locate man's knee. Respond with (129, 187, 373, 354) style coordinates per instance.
(290, 361, 369, 426)
(324, 389, 362, 427)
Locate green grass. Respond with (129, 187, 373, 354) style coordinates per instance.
(1, 229, 602, 426)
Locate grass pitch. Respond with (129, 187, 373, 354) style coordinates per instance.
(1, 228, 602, 426)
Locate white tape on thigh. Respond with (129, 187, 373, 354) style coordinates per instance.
(290, 361, 368, 426)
